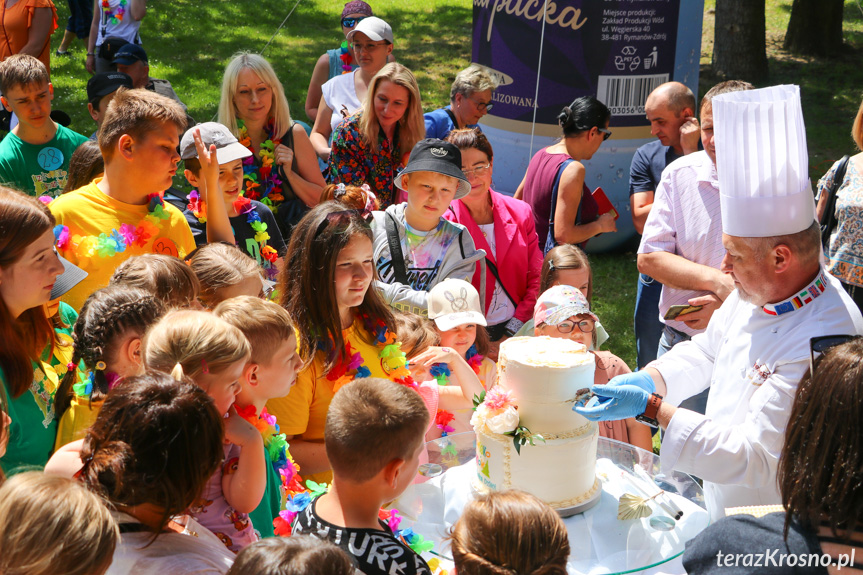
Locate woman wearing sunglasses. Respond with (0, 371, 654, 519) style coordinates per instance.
(304, 2, 395, 123)
(683, 336, 863, 574)
(515, 96, 617, 253)
(442, 128, 542, 356)
(424, 64, 498, 140)
(310, 16, 394, 163)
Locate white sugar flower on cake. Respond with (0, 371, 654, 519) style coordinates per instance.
(471, 387, 544, 454)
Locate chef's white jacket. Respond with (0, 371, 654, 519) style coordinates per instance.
(651, 270, 863, 519)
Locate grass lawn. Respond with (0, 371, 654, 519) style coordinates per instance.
(45, 0, 863, 372)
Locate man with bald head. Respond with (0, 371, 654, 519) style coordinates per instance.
(630, 81, 700, 370)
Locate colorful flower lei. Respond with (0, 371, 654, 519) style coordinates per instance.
(429, 345, 484, 434)
(236, 405, 308, 536)
(102, 0, 126, 24)
(339, 40, 353, 73)
(51, 193, 170, 265)
(379, 509, 436, 555)
(237, 119, 284, 210)
(323, 313, 417, 393)
(234, 196, 279, 279)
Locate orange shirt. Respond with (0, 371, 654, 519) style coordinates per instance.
(0, 0, 58, 74)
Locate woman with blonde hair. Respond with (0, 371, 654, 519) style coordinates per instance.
(449, 490, 570, 575)
(328, 62, 424, 208)
(219, 52, 325, 236)
(0, 471, 119, 575)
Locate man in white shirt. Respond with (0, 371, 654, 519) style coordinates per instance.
(636, 80, 752, 414)
(578, 86, 863, 519)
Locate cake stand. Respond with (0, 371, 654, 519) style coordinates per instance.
(394, 432, 711, 575)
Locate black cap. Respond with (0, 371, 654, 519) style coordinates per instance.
(393, 139, 471, 199)
(50, 255, 88, 301)
(86, 72, 133, 105)
(112, 43, 148, 65)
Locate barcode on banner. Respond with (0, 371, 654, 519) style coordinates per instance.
(597, 74, 669, 116)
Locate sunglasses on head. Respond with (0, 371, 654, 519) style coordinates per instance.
(341, 16, 366, 28)
(314, 209, 368, 240)
(809, 334, 859, 376)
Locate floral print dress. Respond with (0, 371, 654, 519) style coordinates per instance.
(818, 158, 863, 287)
(328, 112, 404, 209)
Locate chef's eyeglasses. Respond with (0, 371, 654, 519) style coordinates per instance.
(554, 318, 595, 334)
(809, 335, 859, 376)
(341, 16, 366, 28)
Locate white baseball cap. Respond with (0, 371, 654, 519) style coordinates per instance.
(428, 278, 487, 332)
(180, 122, 253, 165)
(347, 16, 393, 43)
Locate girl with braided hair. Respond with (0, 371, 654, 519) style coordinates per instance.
(449, 490, 570, 575)
(515, 96, 617, 253)
(53, 285, 167, 450)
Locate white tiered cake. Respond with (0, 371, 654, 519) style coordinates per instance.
(471, 336, 600, 512)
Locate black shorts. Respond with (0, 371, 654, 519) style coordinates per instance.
(65, 0, 93, 37)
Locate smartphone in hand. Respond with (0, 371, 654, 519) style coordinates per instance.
(663, 304, 703, 321)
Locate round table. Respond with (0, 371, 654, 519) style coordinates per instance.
(395, 432, 711, 575)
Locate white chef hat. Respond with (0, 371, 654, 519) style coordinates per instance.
(714, 85, 815, 238)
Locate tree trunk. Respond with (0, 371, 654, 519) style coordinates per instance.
(712, 0, 768, 82)
(784, 0, 844, 57)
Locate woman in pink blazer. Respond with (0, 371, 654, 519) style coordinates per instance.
(444, 128, 543, 359)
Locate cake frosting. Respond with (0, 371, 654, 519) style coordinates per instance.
(471, 336, 600, 509)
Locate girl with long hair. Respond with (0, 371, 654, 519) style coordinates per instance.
(267, 202, 477, 483)
(0, 187, 66, 474)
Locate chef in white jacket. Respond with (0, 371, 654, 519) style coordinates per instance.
(577, 85, 863, 519)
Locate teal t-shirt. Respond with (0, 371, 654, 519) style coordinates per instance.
(0, 303, 78, 475)
(0, 124, 89, 197)
(249, 445, 280, 538)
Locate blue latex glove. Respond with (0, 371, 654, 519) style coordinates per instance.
(573, 371, 656, 422)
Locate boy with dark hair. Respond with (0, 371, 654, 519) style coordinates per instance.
(49, 88, 195, 310)
(0, 54, 89, 197)
(371, 138, 485, 315)
(293, 377, 432, 575)
(85, 71, 133, 139)
(179, 122, 286, 279)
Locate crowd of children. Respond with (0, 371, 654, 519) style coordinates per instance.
(0, 16, 658, 575)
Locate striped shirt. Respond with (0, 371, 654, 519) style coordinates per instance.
(638, 151, 725, 337)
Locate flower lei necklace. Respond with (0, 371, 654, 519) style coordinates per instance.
(338, 41, 353, 73)
(237, 119, 284, 209)
(185, 192, 279, 279)
(102, 0, 126, 24)
(68, 360, 121, 399)
(430, 345, 483, 435)
(323, 313, 416, 393)
(46, 193, 171, 263)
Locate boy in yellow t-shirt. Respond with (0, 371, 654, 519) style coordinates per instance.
(49, 88, 195, 310)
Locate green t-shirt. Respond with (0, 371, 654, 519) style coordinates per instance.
(249, 446, 280, 539)
(0, 303, 78, 475)
(0, 124, 89, 197)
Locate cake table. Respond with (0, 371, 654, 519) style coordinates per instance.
(395, 432, 711, 575)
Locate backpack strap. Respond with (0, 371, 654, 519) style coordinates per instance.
(385, 212, 409, 285)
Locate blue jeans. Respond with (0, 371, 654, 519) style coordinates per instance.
(657, 325, 709, 415)
(634, 273, 664, 369)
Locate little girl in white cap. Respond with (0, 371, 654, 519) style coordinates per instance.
(534, 284, 652, 451)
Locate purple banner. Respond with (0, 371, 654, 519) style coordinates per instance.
(472, 0, 681, 129)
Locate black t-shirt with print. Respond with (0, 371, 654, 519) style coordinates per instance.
(293, 496, 432, 575)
